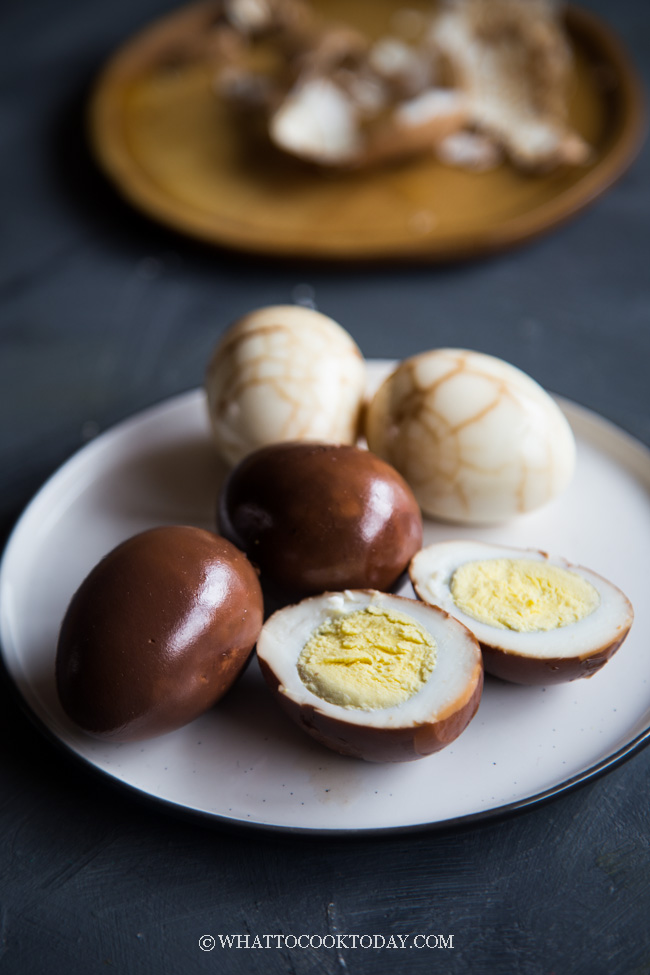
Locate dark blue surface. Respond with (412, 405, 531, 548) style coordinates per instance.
(1, 1, 649, 972)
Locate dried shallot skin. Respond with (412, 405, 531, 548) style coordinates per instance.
(206, 0, 589, 172)
(428, 0, 590, 169)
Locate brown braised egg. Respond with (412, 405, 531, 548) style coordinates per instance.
(218, 441, 423, 600)
(56, 526, 263, 741)
(410, 541, 634, 685)
(257, 589, 483, 763)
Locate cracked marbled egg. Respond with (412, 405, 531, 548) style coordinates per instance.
(205, 305, 367, 467)
(365, 349, 576, 524)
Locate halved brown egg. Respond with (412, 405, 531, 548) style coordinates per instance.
(410, 540, 634, 685)
(256, 589, 483, 763)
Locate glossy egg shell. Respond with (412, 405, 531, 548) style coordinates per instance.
(56, 526, 263, 741)
(218, 442, 423, 600)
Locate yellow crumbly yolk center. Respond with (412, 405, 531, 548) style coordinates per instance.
(450, 558, 600, 632)
(297, 606, 437, 711)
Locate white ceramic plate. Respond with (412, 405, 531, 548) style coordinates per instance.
(2, 363, 650, 834)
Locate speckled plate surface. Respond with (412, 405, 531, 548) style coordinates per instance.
(89, 0, 646, 261)
(1, 362, 650, 833)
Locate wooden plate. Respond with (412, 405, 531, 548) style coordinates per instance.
(89, 0, 646, 261)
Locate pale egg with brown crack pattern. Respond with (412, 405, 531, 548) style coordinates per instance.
(205, 305, 366, 467)
(410, 540, 634, 685)
(365, 348, 576, 524)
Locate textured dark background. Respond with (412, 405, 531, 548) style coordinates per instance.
(1, 1, 649, 972)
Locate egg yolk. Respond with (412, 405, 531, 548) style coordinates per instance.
(298, 606, 437, 710)
(450, 558, 600, 632)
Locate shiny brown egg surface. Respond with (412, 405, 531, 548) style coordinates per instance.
(56, 525, 263, 741)
(218, 442, 423, 600)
